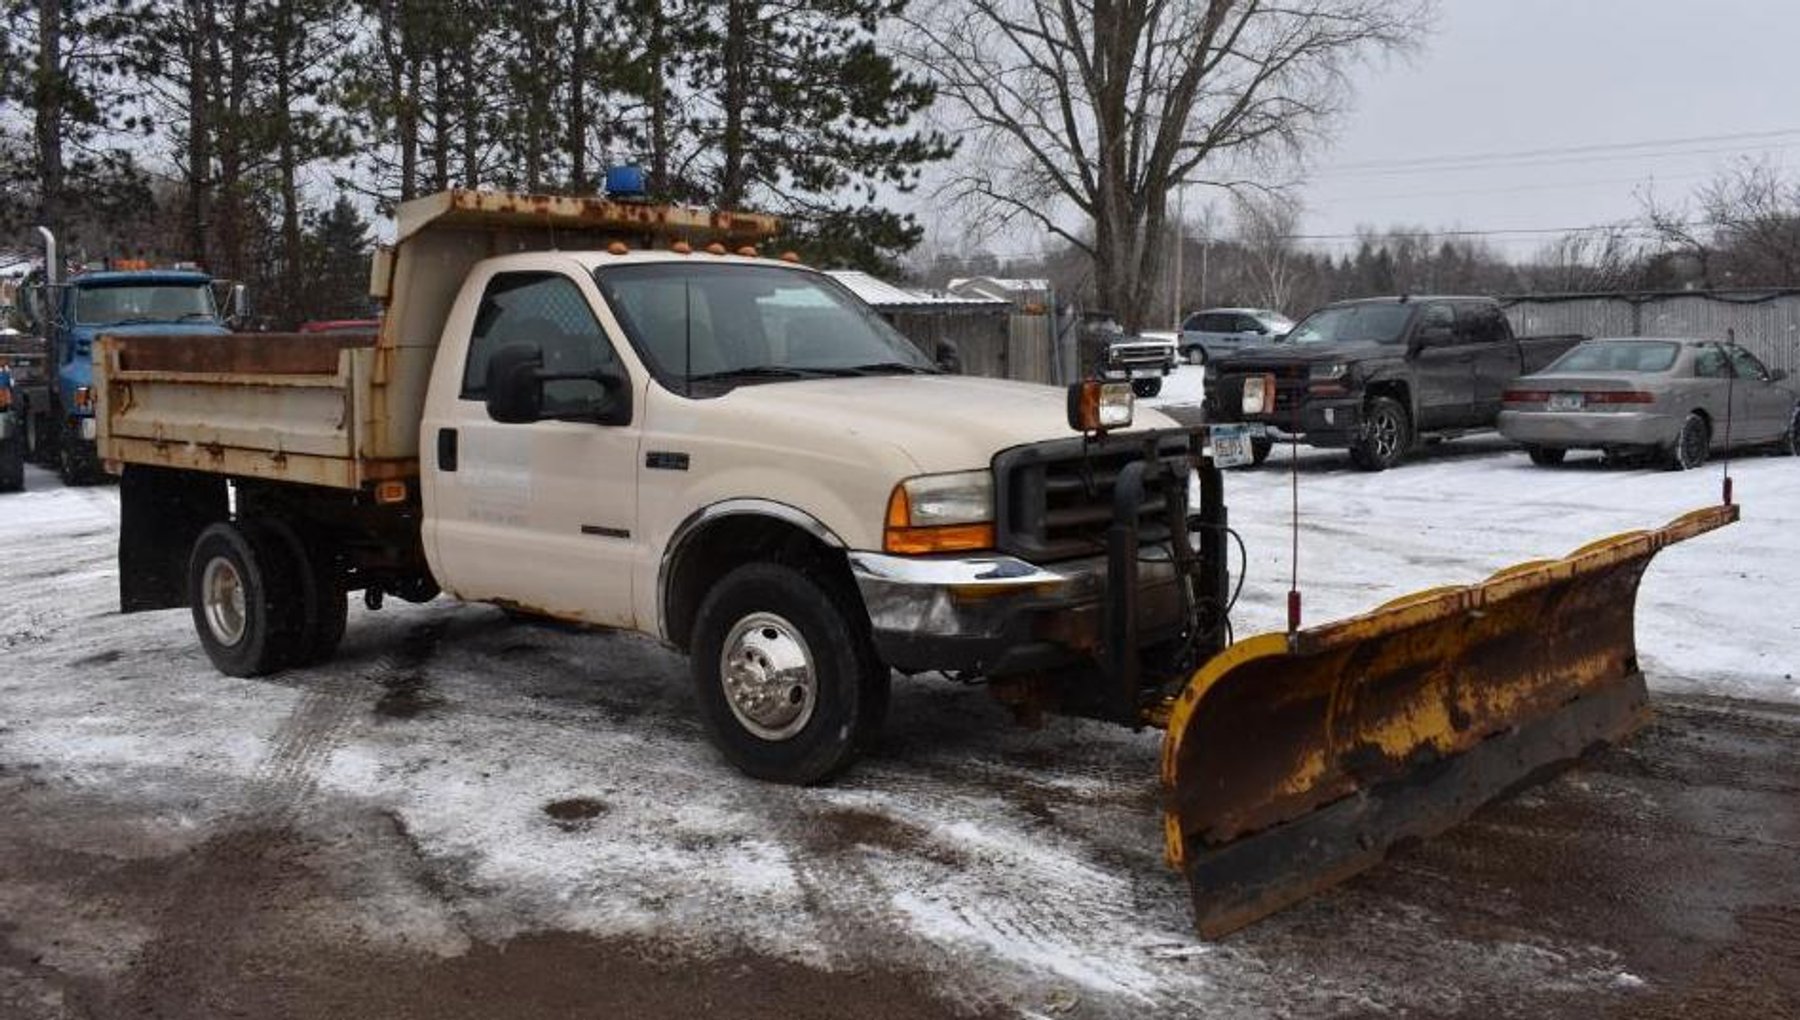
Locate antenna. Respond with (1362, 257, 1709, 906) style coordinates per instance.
(684, 274, 693, 398)
(1721, 330, 1736, 505)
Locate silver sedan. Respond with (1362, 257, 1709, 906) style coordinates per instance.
(1498, 337, 1800, 469)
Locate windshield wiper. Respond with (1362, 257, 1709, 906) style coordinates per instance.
(686, 365, 831, 384)
(837, 361, 939, 375)
(177, 312, 217, 322)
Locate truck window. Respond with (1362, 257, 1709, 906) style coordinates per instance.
(1456, 305, 1508, 343)
(462, 272, 622, 414)
(594, 263, 931, 387)
(74, 283, 215, 325)
(1286, 303, 1413, 345)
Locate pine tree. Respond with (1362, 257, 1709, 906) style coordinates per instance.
(305, 195, 373, 319)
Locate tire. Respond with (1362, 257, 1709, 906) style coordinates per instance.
(187, 522, 305, 677)
(1350, 396, 1411, 471)
(265, 520, 347, 668)
(1668, 412, 1709, 471)
(1785, 407, 1799, 457)
(1250, 436, 1273, 466)
(57, 416, 103, 486)
(1185, 346, 1207, 367)
(0, 421, 22, 493)
(689, 562, 889, 785)
(1132, 377, 1163, 398)
(1526, 445, 1567, 466)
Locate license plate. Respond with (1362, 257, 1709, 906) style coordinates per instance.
(1130, 367, 1162, 379)
(1207, 424, 1255, 467)
(1548, 392, 1583, 411)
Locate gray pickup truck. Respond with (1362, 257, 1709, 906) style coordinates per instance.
(1203, 295, 1585, 469)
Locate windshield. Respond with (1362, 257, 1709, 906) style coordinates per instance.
(593, 263, 934, 386)
(74, 284, 216, 326)
(1285, 304, 1412, 345)
(1544, 340, 1679, 374)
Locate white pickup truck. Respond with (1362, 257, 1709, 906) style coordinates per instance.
(97, 189, 1248, 784)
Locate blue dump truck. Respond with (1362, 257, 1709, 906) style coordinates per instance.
(21, 229, 239, 484)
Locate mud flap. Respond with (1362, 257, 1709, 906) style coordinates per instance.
(1159, 505, 1738, 938)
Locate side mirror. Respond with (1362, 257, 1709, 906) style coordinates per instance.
(228, 283, 248, 327)
(485, 343, 546, 424)
(1251, 324, 1269, 335)
(934, 340, 962, 374)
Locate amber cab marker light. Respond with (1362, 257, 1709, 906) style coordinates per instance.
(779, 251, 802, 263)
(374, 480, 408, 505)
(705, 242, 728, 255)
(737, 246, 758, 257)
(606, 241, 629, 255)
(671, 241, 693, 255)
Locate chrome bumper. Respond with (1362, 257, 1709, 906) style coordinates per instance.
(848, 549, 1182, 676)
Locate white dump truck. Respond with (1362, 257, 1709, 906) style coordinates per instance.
(95, 188, 1732, 937)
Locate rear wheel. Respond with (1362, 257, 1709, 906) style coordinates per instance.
(188, 522, 304, 677)
(1132, 377, 1163, 398)
(1526, 445, 1567, 466)
(1668, 412, 1709, 471)
(690, 562, 888, 785)
(1350, 396, 1410, 471)
(1785, 407, 1799, 457)
(266, 520, 347, 667)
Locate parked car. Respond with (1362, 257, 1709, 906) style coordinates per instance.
(1498, 336, 1800, 469)
(1203, 295, 1585, 470)
(1178, 307, 1294, 365)
(1104, 330, 1178, 397)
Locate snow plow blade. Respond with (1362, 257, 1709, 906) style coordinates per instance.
(1158, 504, 1738, 938)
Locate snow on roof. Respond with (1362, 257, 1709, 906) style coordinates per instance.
(826, 270, 1008, 310)
(946, 276, 1052, 298)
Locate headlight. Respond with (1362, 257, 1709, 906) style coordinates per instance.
(1241, 374, 1277, 415)
(1309, 363, 1348, 380)
(1067, 380, 1134, 432)
(884, 470, 995, 554)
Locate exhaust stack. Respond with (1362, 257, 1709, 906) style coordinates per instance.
(37, 226, 59, 286)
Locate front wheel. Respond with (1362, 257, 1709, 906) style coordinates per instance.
(1185, 346, 1207, 366)
(1132, 377, 1163, 398)
(57, 417, 103, 486)
(1250, 436, 1273, 466)
(1526, 445, 1567, 466)
(1350, 396, 1411, 471)
(690, 562, 889, 785)
(1668, 413, 1709, 471)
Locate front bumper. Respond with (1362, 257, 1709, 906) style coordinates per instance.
(849, 549, 1185, 676)
(1499, 410, 1676, 449)
(1206, 395, 1364, 447)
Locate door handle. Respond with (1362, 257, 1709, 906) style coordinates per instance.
(437, 427, 458, 472)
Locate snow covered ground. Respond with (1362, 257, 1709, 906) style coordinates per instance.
(0, 432, 1794, 1016)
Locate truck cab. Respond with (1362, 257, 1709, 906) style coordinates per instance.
(25, 258, 236, 483)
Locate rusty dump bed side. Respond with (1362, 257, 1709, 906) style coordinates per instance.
(95, 188, 782, 490)
(1157, 503, 1739, 938)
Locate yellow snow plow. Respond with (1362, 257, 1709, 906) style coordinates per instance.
(1152, 502, 1738, 937)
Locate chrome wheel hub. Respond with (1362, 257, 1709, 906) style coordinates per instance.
(201, 556, 248, 647)
(719, 612, 816, 741)
(1371, 411, 1400, 459)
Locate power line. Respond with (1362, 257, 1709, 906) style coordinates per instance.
(1307, 168, 1716, 204)
(1279, 222, 1688, 242)
(1316, 127, 1800, 173)
(1310, 141, 1797, 180)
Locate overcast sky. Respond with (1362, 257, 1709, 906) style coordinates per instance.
(1286, 0, 1799, 258)
(925, 0, 1800, 263)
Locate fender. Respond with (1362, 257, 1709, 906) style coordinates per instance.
(655, 498, 847, 642)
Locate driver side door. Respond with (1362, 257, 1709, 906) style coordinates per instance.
(427, 269, 641, 626)
(1409, 302, 1476, 429)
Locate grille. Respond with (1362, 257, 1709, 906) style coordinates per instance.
(1206, 363, 1311, 417)
(994, 432, 1193, 562)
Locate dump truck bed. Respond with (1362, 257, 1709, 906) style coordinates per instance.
(94, 190, 781, 490)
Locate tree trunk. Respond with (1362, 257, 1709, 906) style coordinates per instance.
(567, 0, 588, 190)
(184, 0, 213, 264)
(646, 2, 669, 197)
(33, 0, 64, 231)
(718, 0, 749, 205)
(275, 0, 302, 325)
